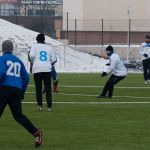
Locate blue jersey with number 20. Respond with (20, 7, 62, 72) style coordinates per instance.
(0, 53, 29, 94)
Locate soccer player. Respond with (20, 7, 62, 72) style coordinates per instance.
(96, 45, 127, 98)
(29, 33, 57, 112)
(42, 63, 59, 94)
(51, 65, 58, 93)
(140, 35, 150, 84)
(0, 40, 42, 147)
(29, 48, 58, 94)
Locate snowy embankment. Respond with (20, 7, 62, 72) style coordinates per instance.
(0, 19, 108, 73)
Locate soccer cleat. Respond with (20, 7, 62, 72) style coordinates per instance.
(34, 129, 42, 147)
(53, 81, 58, 93)
(96, 95, 110, 98)
(53, 85, 58, 93)
(47, 108, 52, 112)
(37, 106, 42, 111)
(145, 81, 148, 84)
(53, 89, 58, 93)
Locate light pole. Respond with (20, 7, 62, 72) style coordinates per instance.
(127, 8, 130, 46)
(14, 11, 18, 25)
(127, 7, 131, 62)
(40, 0, 43, 33)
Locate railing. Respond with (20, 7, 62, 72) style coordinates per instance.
(61, 15, 150, 45)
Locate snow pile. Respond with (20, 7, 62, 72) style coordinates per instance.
(0, 19, 108, 73)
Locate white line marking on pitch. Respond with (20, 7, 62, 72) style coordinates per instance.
(28, 84, 150, 89)
(22, 101, 150, 104)
(26, 92, 150, 99)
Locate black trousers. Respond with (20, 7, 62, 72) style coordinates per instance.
(142, 58, 150, 81)
(0, 86, 37, 135)
(101, 74, 126, 97)
(34, 72, 52, 108)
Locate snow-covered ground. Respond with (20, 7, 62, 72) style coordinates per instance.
(0, 19, 109, 73)
(54, 46, 109, 73)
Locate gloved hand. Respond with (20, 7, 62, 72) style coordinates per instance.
(143, 54, 148, 57)
(101, 72, 107, 77)
(106, 63, 110, 66)
(21, 93, 24, 100)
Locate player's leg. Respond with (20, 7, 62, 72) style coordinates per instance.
(41, 81, 46, 94)
(7, 87, 42, 147)
(34, 73, 43, 110)
(101, 75, 114, 97)
(142, 59, 148, 84)
(147, 58, 150, 83)
(51, 66, 58, 93)
(43, 72, 52, 111)
(0, 87, 9, 117)
(42, 66, 58, 94)
(107, 75, 125, 97)
(8, 87, 37, 134)
(96, 76, 113, 98)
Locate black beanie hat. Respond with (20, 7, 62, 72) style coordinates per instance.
(2, 40, 13, 53)
(145, 35, 150, 39)
(36, 33, 45, 43)
(106, 45, 114, 52)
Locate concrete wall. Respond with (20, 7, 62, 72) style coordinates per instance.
(82, 0, 150, 20)
(63, 0, 150, 38)
(70, 45, 141, 61)
(63, 0, 84, 30)
(64, 0, 150, 20)
(63, 0, 84, 20)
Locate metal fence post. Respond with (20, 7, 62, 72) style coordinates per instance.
(66, 12, 69, 40)
(75, 19, 77, 46)
(102, 18, 104, 46)
(127, 19, 131, 62)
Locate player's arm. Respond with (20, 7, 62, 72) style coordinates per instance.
(27, 50, 33, 73)
(29, 45, 36, 63)
(108, 55, 117, 73)
(0, 58, 6, 82)
(50, 50, 57, 65)
(139, 43, 144, 54)
(20, 61, 29, 99)
(139, 44, 148, 57)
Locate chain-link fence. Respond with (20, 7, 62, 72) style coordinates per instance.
(61, 14, 150, 45)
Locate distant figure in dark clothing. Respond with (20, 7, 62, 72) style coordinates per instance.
(97, 45, 127, 98)
(140, 35, 150, 84)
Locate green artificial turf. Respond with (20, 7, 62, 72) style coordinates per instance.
(1, 73, 150, 150)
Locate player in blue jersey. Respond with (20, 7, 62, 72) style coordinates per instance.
(140, 35, 150, 84)
(0, 40, 42, 147)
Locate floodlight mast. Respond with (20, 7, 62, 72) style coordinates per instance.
(127, 7, 131, 62)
